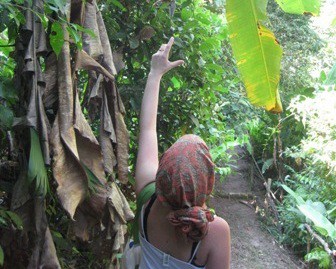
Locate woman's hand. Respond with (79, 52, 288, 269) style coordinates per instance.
(150, 37, 184, 78)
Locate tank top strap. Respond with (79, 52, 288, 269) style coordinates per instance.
(140, 194, 157, 238)
(188, 241, 202, 263)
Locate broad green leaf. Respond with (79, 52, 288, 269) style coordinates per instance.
(298, 204, 336, 239)
(275, 0, 320, 16)
(281, 184, 305, 205)
(50, 22, 64, 57)
(28, 128, 49, 196)
(226, 0, 283, 113)
(261, 158, 273, 174)
(0, 245, 3, 266)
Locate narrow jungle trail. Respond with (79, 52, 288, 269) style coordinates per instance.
(210, 147, 302, 269)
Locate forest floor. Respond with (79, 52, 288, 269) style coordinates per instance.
(209, 147, 303, 269)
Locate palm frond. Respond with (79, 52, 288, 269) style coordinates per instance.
(28, 128, 49, 196)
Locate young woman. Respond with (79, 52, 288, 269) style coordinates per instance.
(135, 37, 231, 269)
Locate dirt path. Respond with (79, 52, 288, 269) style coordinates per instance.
(210, 147, 302, 269)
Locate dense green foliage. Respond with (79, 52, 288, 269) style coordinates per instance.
(102, 0, 253, 177)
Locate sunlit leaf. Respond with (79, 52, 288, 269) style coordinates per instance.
(171, 77, 181, 89)
(28, 128, 49, 196)
(226, 0, 283, 113)
(275, 0, 320, 16)
(50, 22, 64, 57)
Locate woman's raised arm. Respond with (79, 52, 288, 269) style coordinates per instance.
(135, 37, 184, 195)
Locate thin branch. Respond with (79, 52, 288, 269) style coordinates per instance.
(214, 191, 256, 200)
(251, 152, 266, 182)
(304, 224, 336, 268)
(265, 178, 281, 232)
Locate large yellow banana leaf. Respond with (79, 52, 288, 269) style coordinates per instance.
(275, 0, 320, 15)
(226, 0, 283, 113)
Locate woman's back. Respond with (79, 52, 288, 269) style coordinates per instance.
(139, 197, 230, 269)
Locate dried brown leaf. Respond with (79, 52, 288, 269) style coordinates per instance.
(96, 10, 117, 75)
(76, 50, 115, 81)
(82, 0, 103, 60)
(51, 115, 87, 219)
(11, 174, 60, 268)
(100, 90, 117, 175)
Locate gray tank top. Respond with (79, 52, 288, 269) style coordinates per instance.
(139, 201, 205, 269)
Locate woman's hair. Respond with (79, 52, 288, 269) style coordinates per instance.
(155, 134, 215, 241)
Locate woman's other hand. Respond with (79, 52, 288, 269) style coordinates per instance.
(150, 37, 184, 77)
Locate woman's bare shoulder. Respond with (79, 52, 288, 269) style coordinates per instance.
(204, 216, 231, 269)
(210, 216, 230, 233)
(202, 215, 230, 247)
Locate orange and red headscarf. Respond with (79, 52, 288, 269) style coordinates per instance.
(155, 134, 215, 241)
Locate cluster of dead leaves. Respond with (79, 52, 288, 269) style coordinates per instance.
(6, 0, 134, 267)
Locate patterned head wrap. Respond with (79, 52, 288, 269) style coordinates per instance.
(155, 134, 215, 241)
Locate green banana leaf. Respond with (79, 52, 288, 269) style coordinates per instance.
(299, 204, 336, 239)
(226, 0, 283, 113)
(275, 0, 320, 15)
(28, 128, 49, 196)
(283, 184, 336, 240)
